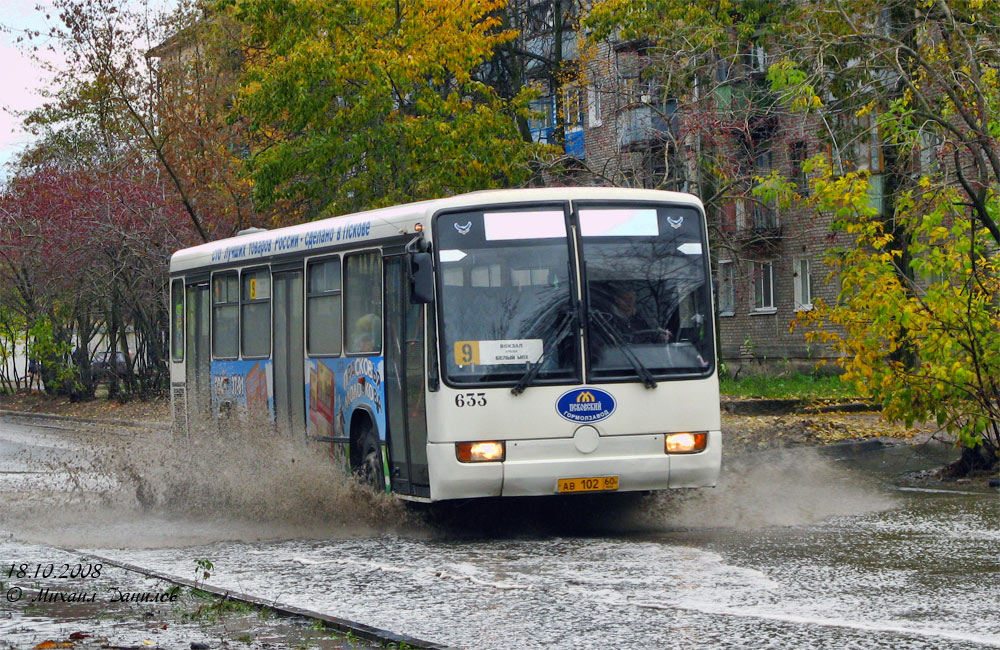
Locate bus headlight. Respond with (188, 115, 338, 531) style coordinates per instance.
(456, 441, 506, 463)
(665, 432, 707, 454)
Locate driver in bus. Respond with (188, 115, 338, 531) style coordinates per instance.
(609, 290, 671, 344)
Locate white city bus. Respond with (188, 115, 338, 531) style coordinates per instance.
(169, 187, 721, 501)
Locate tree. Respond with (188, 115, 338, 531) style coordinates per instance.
(0, 305, 26, 394)
(27, 0, 255, 241)
(222, 0, 546, 218)
(0, 147, 193, 399)
(776, 0, 1000, 471)
(484, 2, 588, 157)
(585, 0, 1000, 469)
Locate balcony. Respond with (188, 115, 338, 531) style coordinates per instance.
(734, 201, 782, 248)
(714, 76, 776, 124)
(617, 101, 677, 151)
(529, 125, 585, 160)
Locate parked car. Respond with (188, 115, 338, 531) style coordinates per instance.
(92, 350, 130, 379)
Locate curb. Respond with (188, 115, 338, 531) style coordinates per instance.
(0, 408, 169, 431)
(82, 551, 458, 650)
(721, 398, 803, 415)
(721, 398, 880, 416)
(798, 401, 882, 414)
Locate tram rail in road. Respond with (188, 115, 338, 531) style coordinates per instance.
(34, 546, 458, 650)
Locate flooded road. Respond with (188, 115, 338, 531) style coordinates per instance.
(2, 415, 999, 649)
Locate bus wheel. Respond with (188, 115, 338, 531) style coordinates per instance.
(356, 429, 385, 493)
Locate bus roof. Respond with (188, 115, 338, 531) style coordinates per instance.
(169, 187, 703, 275)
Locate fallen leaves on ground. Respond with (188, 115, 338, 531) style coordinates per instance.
(723, 411, 928, 453)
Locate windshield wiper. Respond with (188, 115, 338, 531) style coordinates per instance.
(511, 308, 578, 396)
(589, 310, 658, 389)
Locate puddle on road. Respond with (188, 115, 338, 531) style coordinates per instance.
(411, 447, 901, 540)
(648, 448, 896, 530)
(2, 417, 915, 549)
(85, 499, 1000, 650)
(4, 416, 999, 649)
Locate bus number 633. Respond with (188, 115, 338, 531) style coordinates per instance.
(455, 393, 487, 408)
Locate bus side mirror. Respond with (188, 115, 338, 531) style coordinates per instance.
(409, 252, 434, 304)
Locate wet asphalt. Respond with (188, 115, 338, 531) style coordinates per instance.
(1, 414, 998, 650)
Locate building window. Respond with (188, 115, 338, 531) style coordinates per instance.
(564, 83, 585, 128)
(471, 263, 502, 288)
(735, 198, 747, 231)
(344, 251, 382, 354)
(171, 279, 184, 362)
(644, 141, 669, 189)
(241, 268, 271, 358)
(754, 147, 772, 174)
(307, 256, 342, 356)
(790, 141, 808, 195)
(751, 199, 779, 230)
(212, 272, 239, 359)
(919, 130, 941, 176)
(587, 83, 603, 127)
(842, 113, 883, 173)
(718, 261, 735, 316)
(752, 260, 775, 313)
(528, 94, 555, 143)
(793, 258, 812, 311)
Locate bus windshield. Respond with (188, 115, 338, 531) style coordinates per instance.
(580, 204, 713, 380)
(434, 201, 713, 388)
(435, 207, 579, 386)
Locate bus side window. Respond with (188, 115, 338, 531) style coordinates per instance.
(344, 251, 382, 354)
(242, 268, 271, 358)
(212, 272, 239, 359)
(171, 279, 184, 362)
(307, 257, 343, 355)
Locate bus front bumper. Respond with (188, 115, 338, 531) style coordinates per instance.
(426, 431, 721, 501)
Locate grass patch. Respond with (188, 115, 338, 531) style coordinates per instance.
(720, 372, 860, 399)
(182, 589, 261, 623)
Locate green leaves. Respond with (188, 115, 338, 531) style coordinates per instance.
(224, 0, 544, 219)
(801, 159, 1000, 455)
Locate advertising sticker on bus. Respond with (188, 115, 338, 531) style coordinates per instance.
(211, 360, 274, 420)
(306, 357, 387, 440)
(556, 387, 617, 423)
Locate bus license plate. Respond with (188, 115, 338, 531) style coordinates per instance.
(557, 476, 619, 493)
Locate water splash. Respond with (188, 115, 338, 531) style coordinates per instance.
(1, 418, 421, 547)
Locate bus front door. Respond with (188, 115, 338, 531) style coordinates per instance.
(273, 269, 305, 434)
(184, 281, 210, 424)
(384, 255, 429, 497)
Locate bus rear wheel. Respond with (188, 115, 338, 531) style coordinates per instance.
(355, 429, 385, 493)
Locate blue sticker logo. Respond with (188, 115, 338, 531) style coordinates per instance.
(667, 215, 684, 229)
(556, 388, 616, 423)
(454, 221, 472, 235)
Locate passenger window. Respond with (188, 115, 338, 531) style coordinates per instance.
(241, 269, 271, 358)
(212, 273, 239, 359)
(307, 257, 343, 355)
(171, 279, 184, 362)
(344, 251, 382, 354)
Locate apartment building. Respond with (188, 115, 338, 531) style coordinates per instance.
(519, 2, 864, 372)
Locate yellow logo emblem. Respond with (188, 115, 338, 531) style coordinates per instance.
(576, 391, 596, 403)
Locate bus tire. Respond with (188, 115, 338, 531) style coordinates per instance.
(355, 425, 385, 493)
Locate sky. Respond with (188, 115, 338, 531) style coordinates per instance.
(0, 0, 61, 178)
(0, 0, 176, 181)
